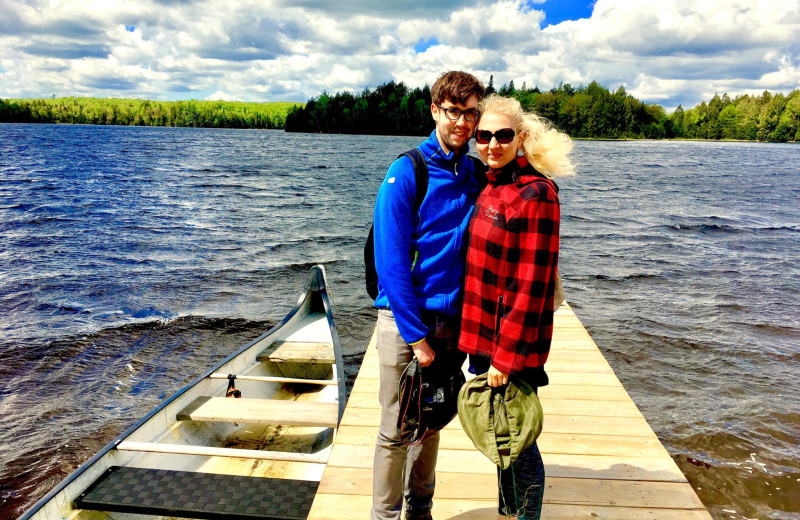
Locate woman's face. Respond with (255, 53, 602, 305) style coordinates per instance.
(475, 112, 521, 170)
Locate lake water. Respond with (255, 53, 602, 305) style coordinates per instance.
(0, 124, 798, 519)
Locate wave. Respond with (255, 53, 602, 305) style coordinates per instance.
(640, 163, 666, 168)
(264, 235, 360, 252)
(666, 222, 745, 234)
(0, 315, 275, 369)
(668, 223, 799, 234)
(587, 272, 669, 283)
(729, 320, 800, 340)
(660, 215, 799, 235)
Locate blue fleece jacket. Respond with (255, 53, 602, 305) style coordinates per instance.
(373, 130, 482, 344)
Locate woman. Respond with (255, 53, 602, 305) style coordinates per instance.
(458, 94, 575, 520)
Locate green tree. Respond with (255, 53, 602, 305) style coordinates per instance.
(757, 92, 786, 141)
(718, 105, 742, 139)
(771, 90, 800, 141)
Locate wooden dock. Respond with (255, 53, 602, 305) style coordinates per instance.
(307, 305, 713, 519)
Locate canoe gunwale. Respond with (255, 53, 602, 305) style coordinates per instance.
(17, 264, 345, 520)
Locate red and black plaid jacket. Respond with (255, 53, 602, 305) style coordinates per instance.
(458, 156, 560, 375)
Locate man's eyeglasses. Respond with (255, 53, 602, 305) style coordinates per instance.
(436, 104, 479, 122)
(475, 128, 516, 144)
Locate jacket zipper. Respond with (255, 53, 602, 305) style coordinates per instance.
(494, 295, 504, 339)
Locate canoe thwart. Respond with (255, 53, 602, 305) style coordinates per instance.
(208, 372, 338, 386)
(257, 340, 335, 364)
(75, 466, 319, 520)
(116, 441, 331, 464)
(176, 397, 339, 427)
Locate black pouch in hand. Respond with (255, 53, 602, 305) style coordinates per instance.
(397, 358, 465, 445)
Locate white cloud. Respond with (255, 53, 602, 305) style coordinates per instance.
(205, 90, 240, 101)
(0, 0, 798, 111)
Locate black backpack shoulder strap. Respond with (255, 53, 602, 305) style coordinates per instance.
(398, 148, 429, 212)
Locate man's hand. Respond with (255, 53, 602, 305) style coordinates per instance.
(411, 339, 435, 367)
(487, 366, 509, 387)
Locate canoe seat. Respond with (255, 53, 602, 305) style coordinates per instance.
(117, 441, 332, 464)
(208, 372, 338, 386)
(75, 466, 318, 520)
(257, 340, 335, 364)
(176, 397, 338, 428)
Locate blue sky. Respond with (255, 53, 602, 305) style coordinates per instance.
(1, 0, 798, 111)
(532, 0, 595, 26)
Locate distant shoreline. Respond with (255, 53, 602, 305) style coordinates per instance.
(4, 83, 799, 143)
(1, 121, 795, 145)
(572, 136, 798, 144)
(0, 97, 300, 129)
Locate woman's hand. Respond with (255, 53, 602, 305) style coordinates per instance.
(487, 366, 509, 387)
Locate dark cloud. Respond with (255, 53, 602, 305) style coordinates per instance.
(32, 19, 105, 38)
(199, 47, 282, 61)
(477, 33, 509, 51)
(85, 77, 139, 90)
(162, 73, 221, 91)
(166, 83, 200, 92)
(643, 57, 777, 81)
(0, 7, 24, 35)
(471, 56, 509, 72)
(40, 63, 70, 73)
(787, 41, 800, 65)
(260, 83, 294, 97)
(19, 43, 110, 59)
(626, 38, 763, 58)
(196, 18, 300, 61)
(273, 0, 480, 16)
(478, 32, 547, 53)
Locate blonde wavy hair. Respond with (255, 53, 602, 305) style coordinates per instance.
(478, 94, 576, 178)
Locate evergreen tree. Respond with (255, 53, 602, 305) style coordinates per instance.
(486, 75, 496, 95)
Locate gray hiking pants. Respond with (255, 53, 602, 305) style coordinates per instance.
(370, 309, 463, 520)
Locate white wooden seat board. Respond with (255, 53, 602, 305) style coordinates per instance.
(177, 397, 339, 428)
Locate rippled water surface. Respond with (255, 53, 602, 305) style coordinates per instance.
(1, 124, 798, 519)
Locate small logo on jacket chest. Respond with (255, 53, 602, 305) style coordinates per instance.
(484, 205, 499, 220)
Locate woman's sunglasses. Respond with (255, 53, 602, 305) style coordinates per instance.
(475, 128, 516, 145)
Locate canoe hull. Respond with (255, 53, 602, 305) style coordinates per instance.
(19, 265, 345, 520)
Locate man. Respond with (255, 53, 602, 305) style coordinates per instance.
(371, 71, 486, 520)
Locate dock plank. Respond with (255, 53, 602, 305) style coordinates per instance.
(332, 425, 666, 457)
(307, 305, 712, 520)
(317, 467, 703, 509)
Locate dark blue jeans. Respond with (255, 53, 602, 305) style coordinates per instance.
(497, 441, 545, 519)
(468, 355, 545, 520)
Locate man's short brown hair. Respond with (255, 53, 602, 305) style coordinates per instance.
(431, 71, 485, 106)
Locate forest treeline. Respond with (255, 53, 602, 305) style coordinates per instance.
(3, 81, 798, 141)
(0, 97, 300, 129)
(285, 78, 800, 142)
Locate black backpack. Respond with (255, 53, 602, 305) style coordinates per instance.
(365, 149, 429, 300)
(364, 149, 486, 300)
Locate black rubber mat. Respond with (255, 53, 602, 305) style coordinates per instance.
(75, 466, 320, 520)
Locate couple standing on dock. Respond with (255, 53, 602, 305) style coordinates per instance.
(370, 71, 576, 520)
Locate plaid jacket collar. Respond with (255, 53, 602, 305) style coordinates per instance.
(487, 156, 559, 193)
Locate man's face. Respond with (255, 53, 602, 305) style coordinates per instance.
(431, 95, 479, 154)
